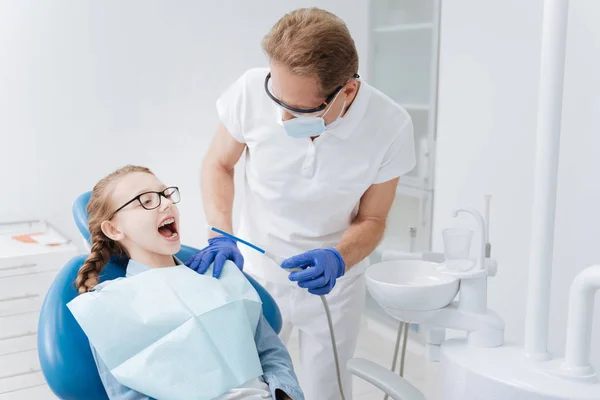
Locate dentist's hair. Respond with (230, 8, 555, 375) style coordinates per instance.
(262, 8, 359, 97)
(75, 165, 154, 294)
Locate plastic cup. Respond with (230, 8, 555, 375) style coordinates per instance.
(442, 228, 473, 269)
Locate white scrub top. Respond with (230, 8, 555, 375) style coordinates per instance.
(217, 67, 416, 284)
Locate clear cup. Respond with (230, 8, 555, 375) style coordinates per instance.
(442, 228, 474, 271)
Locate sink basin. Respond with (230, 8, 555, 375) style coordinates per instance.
(365, 260, 459, 312)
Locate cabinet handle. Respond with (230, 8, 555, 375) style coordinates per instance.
(0, 329, 38, 342)
(0, 367, 42, 381)
(0, 263, 37, 271)
(0, 294, 39, 303)
(3, 269, 56, 279)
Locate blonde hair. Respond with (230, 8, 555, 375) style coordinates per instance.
(262, 8, 359, 97)
(75, 165, 154, 294)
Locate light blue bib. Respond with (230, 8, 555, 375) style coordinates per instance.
(68, 261, 263, 400)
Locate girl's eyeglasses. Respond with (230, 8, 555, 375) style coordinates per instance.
(111, 187, 180, 218)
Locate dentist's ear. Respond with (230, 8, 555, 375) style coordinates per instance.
(101, 220, 125, 242)
(343, 79, 359, 103)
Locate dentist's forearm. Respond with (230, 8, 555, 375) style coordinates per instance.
(201, 159, 235, 238)
(335, 216, 386, 270)
(335, 179, 398, 270)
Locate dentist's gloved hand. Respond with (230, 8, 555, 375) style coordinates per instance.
(185, 236, 244, 278)
(282, 248, 346, 295)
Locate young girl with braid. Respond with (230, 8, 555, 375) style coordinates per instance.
(73, 165, 302, 400)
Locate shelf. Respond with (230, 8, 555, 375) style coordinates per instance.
(396, 181, 431, 199)
(373, 22, 433, 33)
(402, 104, 429, 111)
(401, 175, 431, 190)
(370, 0, 436, 32)
(371, 27, 433, 105)
(0, 220, 77, 259)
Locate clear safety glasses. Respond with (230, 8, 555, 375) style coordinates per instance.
(264, 72, 359, 118)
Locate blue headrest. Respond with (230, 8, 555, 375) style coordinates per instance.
(73, 191, 92, 244)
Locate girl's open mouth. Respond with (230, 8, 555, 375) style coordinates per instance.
(158, 217, 179, 240)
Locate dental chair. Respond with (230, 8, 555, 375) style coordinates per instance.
(36, 192, 283, 399)
(38, 192, 423, 400)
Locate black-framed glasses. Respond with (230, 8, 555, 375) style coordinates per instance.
(111, 186, 181, 217)
(264, 72, 360, 115)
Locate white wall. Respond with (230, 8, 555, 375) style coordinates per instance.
(5, 0, 598, 371)
(434, 0, 600, 369)
(0, 0, 369, 248)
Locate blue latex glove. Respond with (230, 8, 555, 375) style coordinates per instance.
(282, 248, 346, 295)
(185, 236, 244, 278)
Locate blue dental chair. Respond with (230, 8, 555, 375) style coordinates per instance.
(37, 192, 283, 400)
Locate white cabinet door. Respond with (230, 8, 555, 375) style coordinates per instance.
(368, 0, 440, 252)
(381, 189, 432, 253)
(0, 384, 57, 400)
(0, 221, 78, 398)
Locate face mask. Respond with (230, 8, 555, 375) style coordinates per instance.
(282, 95, 346, 139)
(323, 98, 346, 131)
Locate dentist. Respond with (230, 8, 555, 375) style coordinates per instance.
(189, 8, 416, 400)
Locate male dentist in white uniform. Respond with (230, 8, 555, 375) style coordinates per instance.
(187, 8, 416, 400)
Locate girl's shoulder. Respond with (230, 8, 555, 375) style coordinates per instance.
(90, 277, 126, 293)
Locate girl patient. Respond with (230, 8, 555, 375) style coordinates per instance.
(73, 165, 303, 400)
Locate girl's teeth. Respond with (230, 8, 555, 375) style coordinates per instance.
(160, 218, 174, 227)
(170, 232, 178, 239)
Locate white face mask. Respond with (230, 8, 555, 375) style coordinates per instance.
(323, 98, 346, 131)
(281, 93, 346, 139)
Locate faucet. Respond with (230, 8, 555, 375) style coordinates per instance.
(452, 208, 486, 271)
(450, 208, 489, 314)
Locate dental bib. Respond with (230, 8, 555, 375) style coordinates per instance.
(67, 261, 263, 400)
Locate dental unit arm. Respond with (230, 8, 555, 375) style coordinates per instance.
(347, 358, 425, 400)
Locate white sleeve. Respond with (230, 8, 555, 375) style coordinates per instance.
(374, 118, 417, 184)
(215, 72, 248, 143)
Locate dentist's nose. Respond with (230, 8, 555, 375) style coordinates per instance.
(281, 109, 295, 122)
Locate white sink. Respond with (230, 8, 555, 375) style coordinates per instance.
(366, 260, 459, 312)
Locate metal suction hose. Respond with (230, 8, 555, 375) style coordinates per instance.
(320, 294, 346, 400)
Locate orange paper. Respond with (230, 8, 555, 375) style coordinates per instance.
(12, 232, 44, 243)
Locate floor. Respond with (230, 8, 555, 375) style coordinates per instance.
(286, 316, 442, 400)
